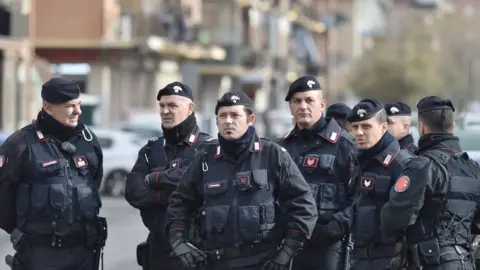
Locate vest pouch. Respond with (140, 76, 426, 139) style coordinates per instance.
(418, 239, 440, 265)
(84, 152, 99, 170)
(204, 205, 230, 247)
(318, 183, 341, 211)
(252, 169, 269, 190)
(36, 161, 64, 177)
(355, 205, 376, 243)
(76, 184, 98, 220)
(30, 184, 49, 214)
(15, 184, 30, 217)
(49, 184, 68, 212)
(239, 205, 262, 243)
(373, 175, 391, 198)
(318, 154, 335, 175)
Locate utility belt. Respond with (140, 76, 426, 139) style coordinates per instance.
(353, 242, 405, 259)
(407, 239, 471, 269)
(10, 228, 86, 249)
(205, 243, 273, 261)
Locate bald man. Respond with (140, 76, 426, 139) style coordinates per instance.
(385, 102, 418, 154)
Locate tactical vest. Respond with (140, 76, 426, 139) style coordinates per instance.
(279, 121, 348, 224)
(198, 139, 279, 250)
(139, 132, 211, 248)
(15, 124, 100, 235)
(407, 150, 480, 249)
(354, 142, 411, 247)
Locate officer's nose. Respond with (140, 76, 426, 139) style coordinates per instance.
(74, 105, 82, 115)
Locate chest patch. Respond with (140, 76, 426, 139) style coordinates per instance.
(0, 155, 5, 167)
(42, 160, 59, 168)
(169, 158, 182, 169)
(73, 156, 88, 168)
(303, 156, 319, 168)
(360, 177, 375, 190)
(206, 182, 224, 189)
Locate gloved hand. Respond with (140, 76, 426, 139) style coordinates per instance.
(262, 236, 303, 270)
(310, 220, 344, 246)
(169, 232, 207, 268)
(144, 170, 176, 190)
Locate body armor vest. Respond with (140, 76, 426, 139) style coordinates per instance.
(15, 124, 100, 235)
(407, 150, 480, 249)
(198, 139, 279, 250)
(354, 141, 411, 247)
(279, 120, 348, 224)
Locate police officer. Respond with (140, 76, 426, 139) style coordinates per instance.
(346, 99, 411, 270)
(166, 91, 318, 270)
(384, 102, 418, 154)
(380, 96, 480, 270)
(326, 102, 353, 134)
(277, 76, 359, 270)
(124, 82, 214, 270)
(0, 77, 105, 270)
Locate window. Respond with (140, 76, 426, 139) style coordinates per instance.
(97, 137, 113, 149)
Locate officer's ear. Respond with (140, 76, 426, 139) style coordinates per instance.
(247, 113, 255, 126)
(42, 101, 53, 115)
(187, 101, 195, 116)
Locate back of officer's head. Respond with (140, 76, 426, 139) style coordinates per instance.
(286, 76, 326, 130)
(215, 92, 254, 140)
(417, 96, 455, 136)
(347, 99, 388, 150)
(156, 82, 195, 129)
(385, 102, 412, 140)
(41, 77, 82, 128)
(326, 103, 352, 132)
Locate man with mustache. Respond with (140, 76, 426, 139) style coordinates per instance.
(0, 77, 105, 270)
(384, 102, 418, 154)
(125, 82, 215, 270)
(166, 91, 318, 270)
(347, 99, 412, 270)
(277, 76, 359, 270)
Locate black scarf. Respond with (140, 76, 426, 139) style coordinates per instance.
(358, 131, 395, 169)
(162, 113, 197, 145)
(36, 110, 84, 141)
(218, 126, 256, 158)
(296, 117, 327, 141)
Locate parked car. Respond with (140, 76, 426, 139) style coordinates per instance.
(90, 127, 143, 196)
(0, 132, 11, 145)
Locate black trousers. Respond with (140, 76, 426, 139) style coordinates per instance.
(15, 245, 94, 270)
(292, 240, 345, 270)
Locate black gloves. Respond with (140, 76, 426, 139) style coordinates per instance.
(144, 170, 178, 191)
(310, 220, 344, 246)
(262, 231, 304, 270)
(169, 232, 207, 268)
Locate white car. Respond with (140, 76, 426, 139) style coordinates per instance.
(90, 127, 144, 196)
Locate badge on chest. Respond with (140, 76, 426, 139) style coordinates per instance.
(360, 177, 375, 190)
(302, 155, 319, 168)
(169, 158, 182, 169)
(73, 156, 88, 168)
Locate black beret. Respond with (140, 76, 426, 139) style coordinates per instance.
(285, 75, 321, 101)
(347, 99, 385, 122)
(385, 102, 412, 116)
(326, 103, 351, 121)
(41, 77, 80, 104)
(157, 81, 193, 101)
(417, 96, 455, 113)
(215, 92, 253, 115)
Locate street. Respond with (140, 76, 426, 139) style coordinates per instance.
(0, 197, 148, 270)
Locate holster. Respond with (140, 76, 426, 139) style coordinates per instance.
(136, 241, 149, 268)
(94, 217, 108, 270)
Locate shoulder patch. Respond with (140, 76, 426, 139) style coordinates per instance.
(0, 155, 5, 167)
(394, 175, 410, 193)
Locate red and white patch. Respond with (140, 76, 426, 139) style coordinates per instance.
(303, 157, 318, 168)
(73, 156, 88, 168)
(41, 160, 59, 168)
(206, 182, 223, 189)
(394, 176, 410, 193)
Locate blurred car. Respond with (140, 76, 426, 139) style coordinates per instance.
(0, 132, 11, 145)
(90, 127, 143, 197)
(118, 123, 163, 141)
